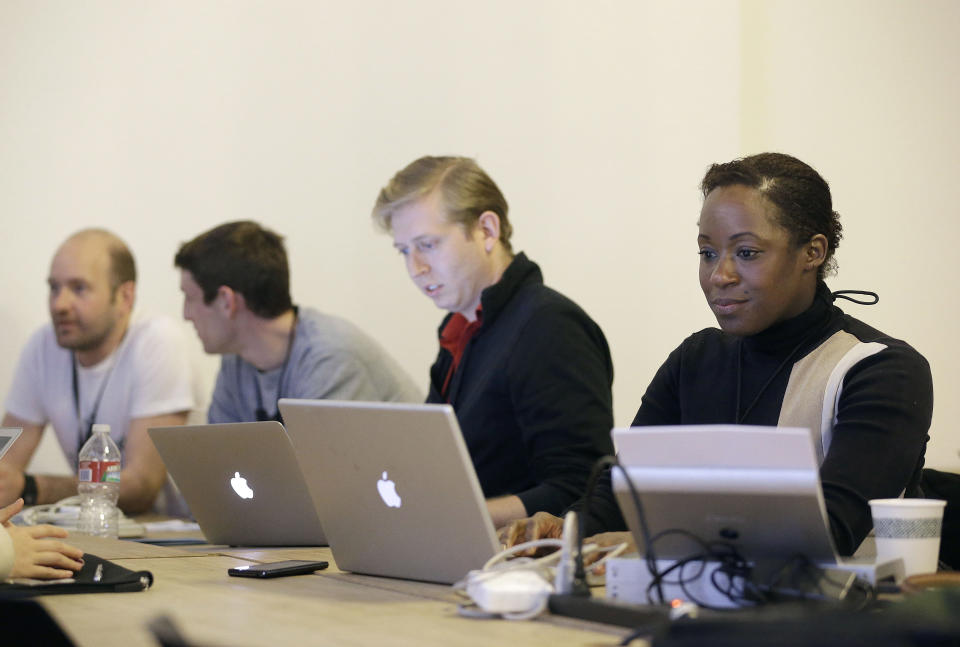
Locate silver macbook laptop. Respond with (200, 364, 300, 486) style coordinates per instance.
(611, 425, 839, 563)
(278, 399, 500, 584)
(148, 422, 326, 546)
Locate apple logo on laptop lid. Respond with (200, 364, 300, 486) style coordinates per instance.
(377, 471, 401, 508)
(231, 472, 254, 499)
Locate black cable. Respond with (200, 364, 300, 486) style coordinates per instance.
(832, 289, 879, 305)
(583, 458, 878, 616)
(576, 456, 666, 603)
(642, 529, 709, 605)
(611, 461, 666, 604)
(639, 528, 756, 609)
(711, 550, 754, 605)
(574, 456, 619, 596)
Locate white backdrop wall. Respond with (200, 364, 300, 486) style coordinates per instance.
(0, 0, 956, 476)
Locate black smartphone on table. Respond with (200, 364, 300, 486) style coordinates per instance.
(227, 560, 329, 578)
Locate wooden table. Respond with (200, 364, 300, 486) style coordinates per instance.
(38, 534, 631, 647)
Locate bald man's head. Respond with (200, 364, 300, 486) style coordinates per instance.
(61, 229, 136, 291)
(48, 229, 137, 358)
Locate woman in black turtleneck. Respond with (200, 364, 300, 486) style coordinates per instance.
(502, 152, 933, 558)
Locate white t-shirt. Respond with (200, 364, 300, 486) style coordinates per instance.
(4, 315, 197, 513)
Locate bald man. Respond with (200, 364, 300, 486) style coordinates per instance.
(0, 229, 196, 513)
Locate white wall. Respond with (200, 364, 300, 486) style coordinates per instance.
(0, 0, 955, 475)
(740, 0, 960, 469)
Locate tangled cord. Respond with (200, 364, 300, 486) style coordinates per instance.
(637, 528, 754, 610)
(594, 456, 876, 614)
(453, 536, 629, 620)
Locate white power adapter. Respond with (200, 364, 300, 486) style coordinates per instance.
(465, 569, 554, 615)
(457, 511, 598, 620)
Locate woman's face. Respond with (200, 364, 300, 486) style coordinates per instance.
(697, 185, 825, 336)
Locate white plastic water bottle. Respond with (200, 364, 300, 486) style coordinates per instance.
(77, 423, 121, 537)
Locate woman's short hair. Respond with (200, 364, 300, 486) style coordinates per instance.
(372, 156, 513, 253)
(701, 152, 843, 279)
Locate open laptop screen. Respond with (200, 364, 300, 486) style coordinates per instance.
(611, 425, 839, 563)
(0, 427, 23, 461)
(278, 399, 499, 584)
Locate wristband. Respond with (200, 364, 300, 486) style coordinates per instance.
(20, 473, 38, 506)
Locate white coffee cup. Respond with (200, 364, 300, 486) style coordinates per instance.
(869, 498, 946, 578)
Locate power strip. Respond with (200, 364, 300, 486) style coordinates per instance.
(605, 555, 891, 607)
(606, 555, 741, 608)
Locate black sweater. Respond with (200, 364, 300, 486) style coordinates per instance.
(428, 253, 615, 517)
(582, 282, 932, 556)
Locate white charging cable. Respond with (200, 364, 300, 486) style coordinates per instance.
(455, 512, 629, 620)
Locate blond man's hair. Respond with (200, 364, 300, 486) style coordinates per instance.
(372, 156, 513, 252)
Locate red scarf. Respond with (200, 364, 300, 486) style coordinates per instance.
(438, 307, 483, 400)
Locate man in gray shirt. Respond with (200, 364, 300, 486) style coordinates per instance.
(175, 221, 421, 423)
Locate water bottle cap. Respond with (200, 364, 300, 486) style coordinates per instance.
(91, 423, 111, 434)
